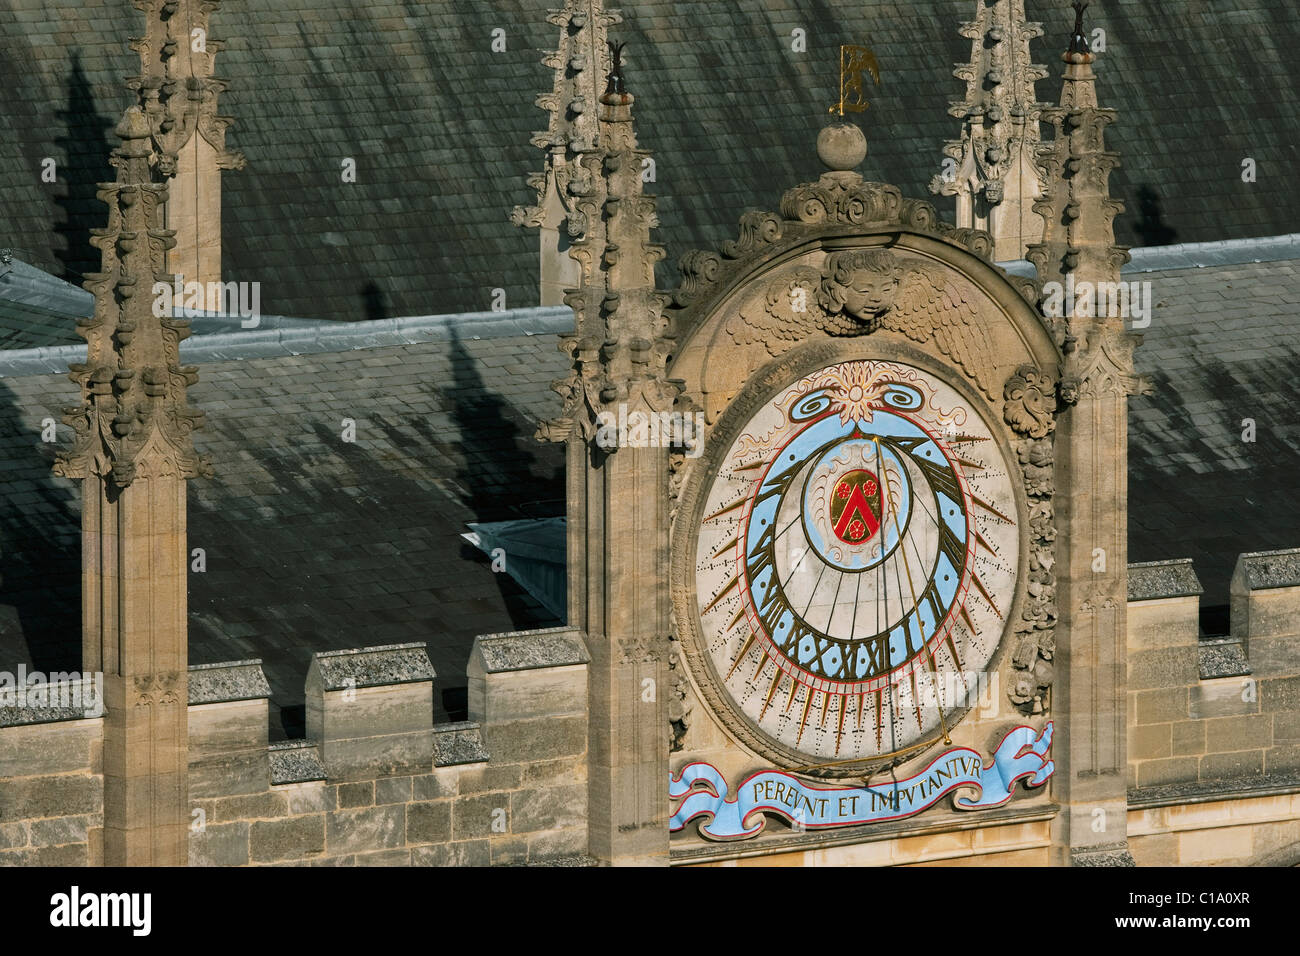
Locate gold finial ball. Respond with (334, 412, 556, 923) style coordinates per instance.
(817, 122, 867, 172)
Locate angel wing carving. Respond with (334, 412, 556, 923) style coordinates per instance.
(818, 250, 998, 398)
(726, 267, 860, 349)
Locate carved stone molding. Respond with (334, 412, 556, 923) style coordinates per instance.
(667, 169, 1046, 334)
(999, 363, 1060, 713)
(1003, 364, 1058, 438)
(131, 671, 182, 708)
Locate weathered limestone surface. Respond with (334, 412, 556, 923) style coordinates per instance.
(512, 0, 621, 304)
(184, 637, 590, 866)
(0, 709, 103, 867)
(1127, 556, 1300, 812)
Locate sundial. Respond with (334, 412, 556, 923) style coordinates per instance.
(691, 360, 1021, 769)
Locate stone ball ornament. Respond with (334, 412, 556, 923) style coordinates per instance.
(817, 121, 868, 172)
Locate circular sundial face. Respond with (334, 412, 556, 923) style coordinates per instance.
(692, 360, 1020, 769)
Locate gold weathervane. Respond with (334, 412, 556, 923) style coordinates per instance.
(830, 44, 881, 116)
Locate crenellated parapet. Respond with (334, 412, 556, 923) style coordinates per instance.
(2, 634, 591, 866)
(1126, 552, 1300, 810)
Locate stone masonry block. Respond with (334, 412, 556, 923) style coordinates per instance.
(190, 749, 270, 800)
(509, 784, 586, 833)
(250, 814, 326, 863)
(1134, 687, 1188, 724)
(30, 816, 89, 847)
(189, 821, 250, 867)
(0, 773, 101, 822)
(0, 823, 28, 850)
(376, 776, 412, 805)
(1232, 549, 1300, 645)
(1171, 721, 1206, 756)
(527, 827, 588, 862)
(315, 732, 433, 783)
(453, 793, 507, 840)
(1127, 594, 1199, 653)
(1261, 676, 1300, 713)
(0, 719, 99, 778)
(411, 840, 489, 867)
(1129, 723, 1171, 760)
(1273, 712, 1300, 741)
(1199, 750, 1264, 781)
(1135, 757, 1198, 789)
(469, 665, 588, 725)
(310, 683, 434, 745)
(1189, 677, 1259, 719)
(1265, 746, 1300, 774)
(479, 715, 586, 764)
(490, 834, 528, 866)
(188, 698, 268, 758)
(406, 801, 452, 844)
(1204, 714, 1273, 753)
(338, 782, 374, 809)
(326, 805, 405, 856)
(1129, 647, 1199, 690)
(352, 848, 411, 866)
(468, 627, 590, 727)
(282, 782, 335, 815)
(412, 770, 458, 801)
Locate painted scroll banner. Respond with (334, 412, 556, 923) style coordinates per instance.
(669, 723, 1054, 841)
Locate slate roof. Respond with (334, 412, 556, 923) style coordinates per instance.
(0, 308, 572, 737)
(1126, 251, 1300, 622)
(2, 0, 1298, 322)
(0, 255, 90, 348)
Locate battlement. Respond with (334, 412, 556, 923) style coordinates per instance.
(1126, 550, 1300, 796)
(0, 627, 591, 867)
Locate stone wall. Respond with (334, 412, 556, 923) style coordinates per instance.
(0, 627, 590, 867)
(0, 681, 103, 865)
(1127, 550, 1300, 800)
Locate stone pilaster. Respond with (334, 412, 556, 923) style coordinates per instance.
(54, 106, 211, 866)
(128, 0, 244, 302)
(1026, 4, 1144, 866)
(932, 0, 1048, 261)
(537, 47, 679, 864)
(512, 0, 622, 305)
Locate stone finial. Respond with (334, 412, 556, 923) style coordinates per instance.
(604, 41, 628, 98)
(932, 0, 1049, 261)
(54, 105, 211, 488)
(817, 122, 867, 173)
(1068, 1, 1092, 59)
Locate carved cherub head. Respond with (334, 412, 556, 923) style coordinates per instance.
(818, 250, 904, 326)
